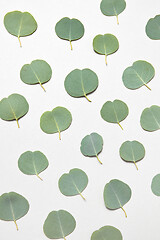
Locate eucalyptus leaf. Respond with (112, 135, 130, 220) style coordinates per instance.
(93, 34, 119, 65)
(122, 60, 155, 90)
(140, 105, 160, 132)
(20, 60, 52, 92)
(4, 11, 37, 47)
(0, 192, 29, 230)
(64, 68, 98, 102)
(146, 15, 160, 40)
(100, 0, 126, 24)
(43, 210, 76, 239)
(55, 17, 84, 50)
(0, 93, 29, 128)
(58, 168, 88, 200)
(18, 151, 49, 180)
(40, 106, 72, 140)
(80, 132, 103, 164)
(119, 140, 145, 170)
(91, 225, 123, 240)
(100, 99, 128, 129)
(151, 174, 160, 196)
(103, 179, 131, 217)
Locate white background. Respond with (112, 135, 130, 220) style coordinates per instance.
(0, 0, 160, 239)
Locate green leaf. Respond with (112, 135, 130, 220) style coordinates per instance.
(100, 99, 128, 130)
(119, 141, 145, 170)
(43, 210, 76, 239)
(40, 106, 72, 140)
(18, 151, 49, 180)
(4, 11, 37, 47)
(0, 192, 29, 230)
(58, 168, 88, 200)
(80, 132, 103, 164)
(55, 17, 84, 50)
(104, 179, 131, 217)
(93, 34, 119, 65)
(64, 68, 98, 102)
(140, 105, 160, 132)
(146, 15, 160, 40)
(91, 225, 123, 240)
(20, 60, 52, 92)
(151, 174, 160, 196)
(100, 0, 126, 24)
(122, 60, 155, 90)
(0, 93, 29, 128)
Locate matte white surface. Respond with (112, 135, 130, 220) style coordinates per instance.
(0, 0, 160, 239)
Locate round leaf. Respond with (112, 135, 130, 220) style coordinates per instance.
(55, 17, 84, 50)
(18, 151, 49, 180)
(0, 192, 29, 230)
(151, 174, 160, 196)
(100, 99, 128, 130)
(80, 132, 103, 164)
(64, 68, 98, 102)
(43, 210, 76, 239)
(40, 106, 72, 140)
(140, 105, 160, 132)
(4, 11, 37, 47)
(122, 60, 155, 90)
(20, 60, 52, 92)
(119, 140, 145, 170)
(146, 15, 160, 40)
(100, 0, 126, 24)
(93, 34, 119, 65)
(91, 225, 123, 240)
(58, 168, 88, 200)
(103, 179, 131, 217)
(0, 93, 29, 128)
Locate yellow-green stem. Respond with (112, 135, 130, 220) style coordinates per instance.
(14, 220, 18, 231)
(105, 54, 107, 65)
(16, 119, 20, 128)
(116, 15, 119, 25)
(144, 83, 151, 91)
(84, 94, 91, 102)
(96, 155, 102, 164)
(121, 207, 127, 218)
(18, 36, 22, 47)
(40, 83, 46, 92)
(118, 122, 123, 130)
(79, 192, 86, 200)
(58, 130, 61, 140)
(36, 174, 43, 181)
(69, 40, 73, 50)
(134, 161, 138, 170)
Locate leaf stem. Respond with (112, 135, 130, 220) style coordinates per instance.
(36, 173, 43, 181)
(79, 192, 86, 200)
(96, 155, 102, 164)
(40, 83, 46, 92)
(144, 83, 151, 91)
(14, 220, 18, 231)
(18, 36, 22, 47)
(121, 207, 127, 218)
(134, 161, 138, 170)
(116, 15, 119, 25)
(105, 54, 107, 65)
(118, 122, 123, 130)
(58, 130, 61, 140)
(63, 237, 67, 240)
(84, 94, 91, 102)
(69, 40, 73, 50)
(16, 119, 20, 128)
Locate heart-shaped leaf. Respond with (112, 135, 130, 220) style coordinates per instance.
(0, 192, 29, 230)
(103, 179, 131, 217)
(43, 210, 76, 239)
(58, 168, 88, 200)
(0, 93, 29, 128)
(80, 132, 103, 164)
(119, 140, 145, 170)
(100, 99, 129, 129)
(20, 60, 52, 92)
(4, 11, 37, 47)
(55, 17, 84, 50)
(146, 15, 160, 40)
(140, 105, 160, 132)
(64, 68, 98, 102)
(122, 60, 155, 90)
(91, 225, 123, 240)
(93, 34, 119, 65)
(18, 151, 49, 180)
(40, 106, 72, 140)
(151, 174, 160, 196)
(100, 0, 126, 24)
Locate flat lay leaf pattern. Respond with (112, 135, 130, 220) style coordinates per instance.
(146, 15, 160, 40)
(91, 225, 123, 240)
(151, 174, 160, 196)
(122, 60, 155, 90)
(40, 106, 72, 140)
(18, 151, 49, 180)
(0, 93, 29, 128)
(58, 168, 88, 200)
(4, 11, 37, 47)
(43, 210, 76, 239)
(55, 17, 84, 50)
(140, 105, 160, 132)
(80, 132, 103, 164)
(20, 60, 52, 92)
(103, 179, 131, 217)
(0, 192, 29, 230)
